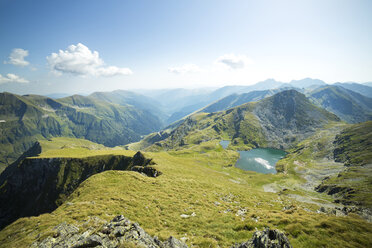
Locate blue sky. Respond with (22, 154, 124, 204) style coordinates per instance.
(0, 0, 371, 94)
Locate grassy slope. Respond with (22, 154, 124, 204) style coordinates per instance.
(0, 139, 371, 248)
(0, 92, 162, 170)
(318, 121, 372, 207)
(144, 104, 266, 152)
(276, 121, 372, 209)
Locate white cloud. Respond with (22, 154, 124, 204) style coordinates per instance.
(0, 73, 29, 84)
(168, 64, 201, 74)
(47, 43, 132, 77)
(216, 54, 252, 69)
(4, 48, 30, 67)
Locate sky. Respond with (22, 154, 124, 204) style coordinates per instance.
(0, 0, 372, 95)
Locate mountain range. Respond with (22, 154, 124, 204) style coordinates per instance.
(1, 79, 371, 171)
(0, 81, 372, 247)
(134, 90, 339, 151)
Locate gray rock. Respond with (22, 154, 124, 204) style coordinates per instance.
(32, 215, 188, 248)
(131, 166, 162, 177)
(53, 222, 80, 237)
(231, 228, 292, 248)
(162, 236, 188, 248)
(72, 235, 102, 248)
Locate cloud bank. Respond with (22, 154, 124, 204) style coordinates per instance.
(0, 73, 29, 84)
(47, 43, 132, 77)
(168, 64, 201, 74)
(5, 48, 30, 67)
(216, 54, 252, 69)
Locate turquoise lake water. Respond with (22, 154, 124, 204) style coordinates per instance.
(235, 148, 286, 174)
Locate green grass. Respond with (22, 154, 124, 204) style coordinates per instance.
(316, 121, 372, 207)
(0, 138, 371, 248)
(35, 137, 131, 158)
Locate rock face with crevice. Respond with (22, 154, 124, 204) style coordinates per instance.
(231, 228, 292, 248)
(32, 215, 188, 248)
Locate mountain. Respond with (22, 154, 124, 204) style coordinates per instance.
(308, 85, 372, 123)
(198, 78, 327, 114)
(0, 92, 162, 170)
(140, 79, 285, 125)
(132, 79, 324, 125)
(0, 91, 371, 247)
(198, 85, 372, 125)
(200, 88, 287, 113)
(334, 82, 372, 98)
(287, 78, 326, 88)
(140, 90, 340, 151)
(89, 90, 167, 125)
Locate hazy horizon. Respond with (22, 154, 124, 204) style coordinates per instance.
(1, 0, 372, 95)
(1, 77, 371, 97)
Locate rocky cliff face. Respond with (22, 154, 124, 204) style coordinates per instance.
(0, 151, 158, 230)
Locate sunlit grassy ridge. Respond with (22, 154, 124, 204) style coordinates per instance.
(0, 139, 371, 247)
(36, 137, 132, 158)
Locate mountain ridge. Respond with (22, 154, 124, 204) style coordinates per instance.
(0, 92, 162, 170)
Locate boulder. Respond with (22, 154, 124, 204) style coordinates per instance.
(231, 228, 292, 248)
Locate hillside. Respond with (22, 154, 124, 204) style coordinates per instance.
(334, 83, 372, 98)
(275, 121, 372, 221)
(198, 86, 372, 125)
(0, 92, 162, 171)
(0, 133, 371, 247)
(89, 90, 167, 125)
(316, 121, 372, 207)
(139, 90, 340, 151)
(308, 85, 372, 123)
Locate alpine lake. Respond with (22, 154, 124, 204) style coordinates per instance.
(219, 140, 286, 174)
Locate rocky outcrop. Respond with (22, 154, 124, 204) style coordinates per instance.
(231, 228, 292, 248)
(132, 151, 154, 166)
(32, 215, 188, 248)
(0, 151, 159, 230)
(253, 90, 340, 149)
(131, 166, 162, 177)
